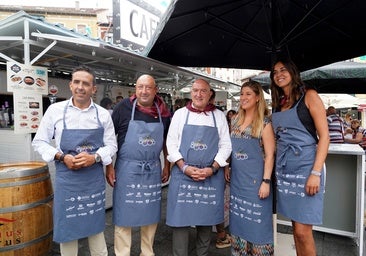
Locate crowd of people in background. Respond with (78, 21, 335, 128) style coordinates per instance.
(99, 96, 124, 115)
(326, 105, 366, 149)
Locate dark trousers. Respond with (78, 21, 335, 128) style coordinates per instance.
(172, 226, 212, 256)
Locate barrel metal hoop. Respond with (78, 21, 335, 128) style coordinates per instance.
(0, 230, 53, 252)
(0, 194, 54, 214)
(0, 164, 48, 179)
(0, 173, 50, 188)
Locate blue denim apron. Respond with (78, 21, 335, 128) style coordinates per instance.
(53, 101, 105, 243)
(166, 111, 225, 227)
(113, 100, 164, 226)
(229, 130, 273, 244)
(271, 95, 325, 225)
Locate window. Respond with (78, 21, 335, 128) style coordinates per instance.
(76, 24, 87, 34)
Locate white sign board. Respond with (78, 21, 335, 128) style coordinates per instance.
(119, 0, 160, 47)
(13, 91, 43, 134)
(7, 62, 48, 94)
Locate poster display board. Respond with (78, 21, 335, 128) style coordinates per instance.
(7, 62, 48, 94)
(13, 91, 43, 134)
(6, 62, 47, 134)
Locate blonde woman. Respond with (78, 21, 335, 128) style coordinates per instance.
(229, 81, 276, 255)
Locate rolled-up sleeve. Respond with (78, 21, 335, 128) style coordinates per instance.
(96, 112, 117, 165)
(166, 109, 184, 163)
(214, 110, 232, 167)
(32, 104, 61, 163)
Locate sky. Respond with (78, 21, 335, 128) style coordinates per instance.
(1, 0, 112, 9)
(0, 0, 171, 11)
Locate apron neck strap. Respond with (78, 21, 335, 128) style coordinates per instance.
(131, 99, 162, 122)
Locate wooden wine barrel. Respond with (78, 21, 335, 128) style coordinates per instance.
(0, 162, 53, 256)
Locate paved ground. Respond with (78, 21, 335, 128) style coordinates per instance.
(48, 186, 362, 256)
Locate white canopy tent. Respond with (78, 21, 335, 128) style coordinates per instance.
(319, 94, 366, 109)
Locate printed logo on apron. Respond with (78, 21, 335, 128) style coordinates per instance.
(112, 100, 164, 227)
(166, 111, 225, 227)
(271, 95, 325, 225)
(229, 133, 273, 244)
(190, 140, 208, 150)
(53, 101, 106, 243)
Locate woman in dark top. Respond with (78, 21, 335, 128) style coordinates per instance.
(270, 58, 329, 256)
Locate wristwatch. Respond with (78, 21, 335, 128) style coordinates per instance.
(59, 154, 65, 163)
(210, 166, 219, 175)
(262, 178, 271, 184)
(94, 154, 101, 163)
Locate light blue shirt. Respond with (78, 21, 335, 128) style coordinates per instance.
(32, 97, 117, 165)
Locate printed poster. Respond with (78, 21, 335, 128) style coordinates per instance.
(7, 62, 48, 94)
(13, 91, 43, 134)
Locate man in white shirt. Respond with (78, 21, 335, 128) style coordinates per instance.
(166, 78, 232, 256)
(32, 65, 117, 256)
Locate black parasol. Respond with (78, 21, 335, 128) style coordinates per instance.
(146, 0, 366, 72)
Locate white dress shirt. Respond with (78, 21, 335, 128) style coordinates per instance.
(167, 107, 232, 167)
(32, 97, 117, 165)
